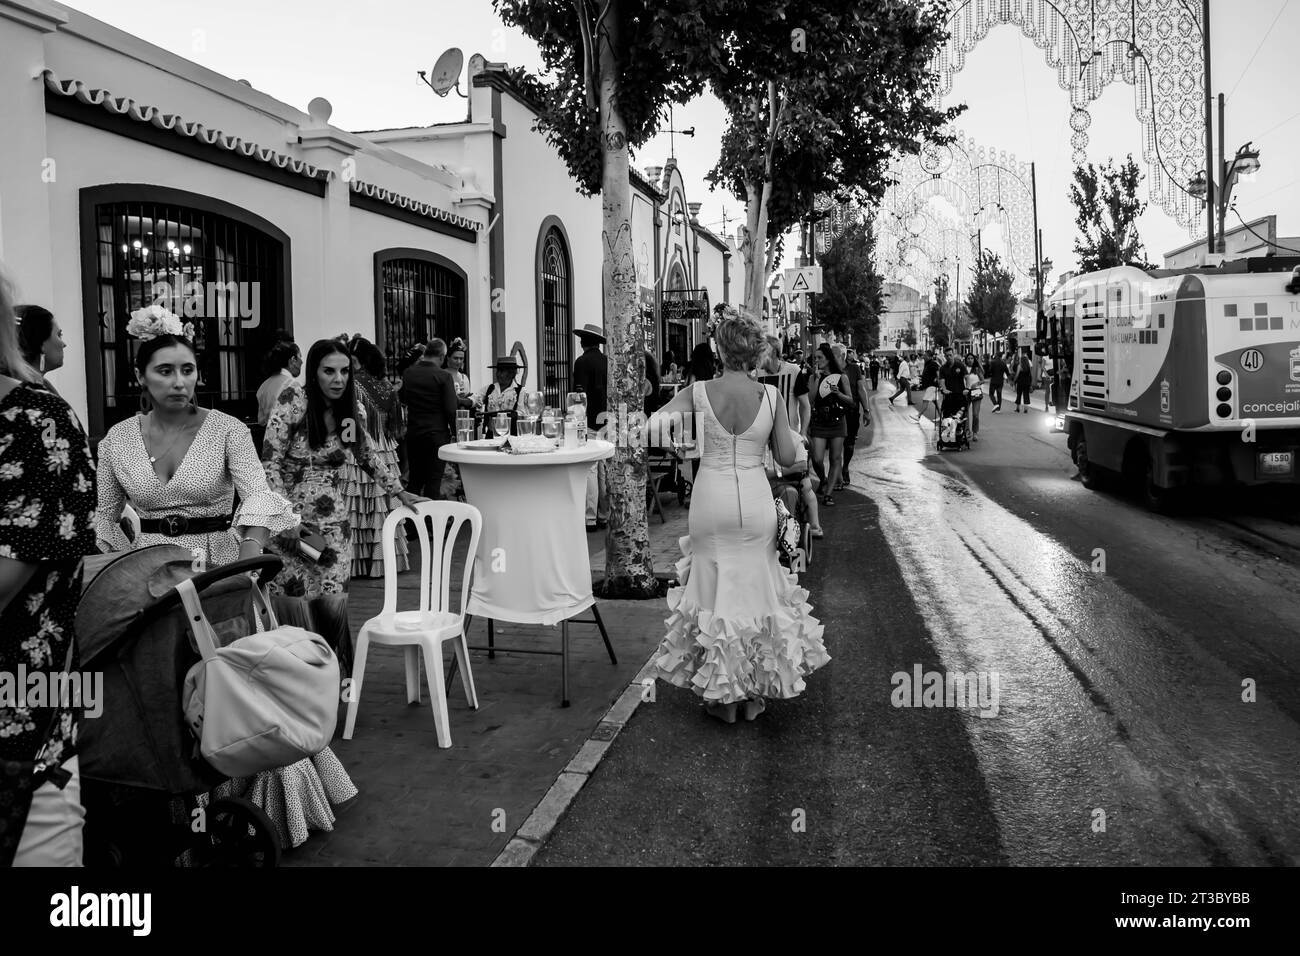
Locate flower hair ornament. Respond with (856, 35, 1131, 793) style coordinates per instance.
(127, 303, 194, 341)
(707, 303, 739, 338)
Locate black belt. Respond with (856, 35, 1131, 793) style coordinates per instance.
(139, 515, 232, 537)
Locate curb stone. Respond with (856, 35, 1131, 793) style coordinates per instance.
(489, 649, 661, 867)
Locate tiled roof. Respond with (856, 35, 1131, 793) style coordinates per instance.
(42, 69, 332, 182)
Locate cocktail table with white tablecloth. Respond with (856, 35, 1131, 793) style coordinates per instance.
(438, 438, 617, 705)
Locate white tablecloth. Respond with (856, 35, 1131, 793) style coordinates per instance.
(439, 439, 615, 625)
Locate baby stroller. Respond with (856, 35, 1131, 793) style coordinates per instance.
(936, 389, 974, 452)
(771, 467, 815, 571)
(77, 547, 288, 867)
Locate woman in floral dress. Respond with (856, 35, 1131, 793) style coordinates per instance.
(0, 271, 97, 866)
(262, 338, 421, 604)
(343, 337, 408, 578)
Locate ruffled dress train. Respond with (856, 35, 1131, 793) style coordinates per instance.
(652, 382, 830, 704)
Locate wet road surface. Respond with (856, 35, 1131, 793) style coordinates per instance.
(534, 384, 1300, 866)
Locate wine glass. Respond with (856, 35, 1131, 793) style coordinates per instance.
(492, 412, 511, 439)
(523, 391, 544, 420)
(566, 391, 586, 421)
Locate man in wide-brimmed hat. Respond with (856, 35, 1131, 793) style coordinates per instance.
(572, 323, 608, 529)
(473, 354, 524, 416)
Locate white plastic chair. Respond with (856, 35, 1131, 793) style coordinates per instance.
(344, 501, 482, 748)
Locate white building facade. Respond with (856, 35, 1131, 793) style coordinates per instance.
(1, 0, 489, 441)
(1, 4, 741, 436)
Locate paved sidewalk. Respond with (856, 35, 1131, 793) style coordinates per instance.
(281, 496, 688, 867)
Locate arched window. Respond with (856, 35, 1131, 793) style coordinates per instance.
(82, 186, 289, 438)
(537, 221, 573, 409)
(375, 250, 468, 380)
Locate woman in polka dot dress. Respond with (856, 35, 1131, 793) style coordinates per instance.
(95, 326, 361, 851)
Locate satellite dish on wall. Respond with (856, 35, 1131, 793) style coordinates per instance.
(430, 48, 464, 97)
(468, 53, 487, 78)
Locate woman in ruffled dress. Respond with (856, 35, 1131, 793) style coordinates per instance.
(344, 337, 408, 578)
(649, 311, 830, 723)
(94, 311, 362, 851)
(262, 337, 423, 635)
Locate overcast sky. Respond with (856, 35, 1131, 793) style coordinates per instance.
(64, 0, 1300, 288)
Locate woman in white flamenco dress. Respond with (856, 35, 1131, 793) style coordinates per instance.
(650, 313, 830, 722)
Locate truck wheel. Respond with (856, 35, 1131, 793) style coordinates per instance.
(1141, 456, 1179, 515)
(1075, 438, 1101, 490)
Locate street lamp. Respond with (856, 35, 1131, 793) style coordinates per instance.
(1188, 93, 1262, 256)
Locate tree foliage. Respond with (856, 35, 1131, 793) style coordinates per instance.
(1069, 155, 1152, 273)
(495, 2, 961, 315)
(965, 250, 1018, 338)
(817, 218, 883, 349)
(670, 0, 963, 311)
(493, 2, 704, 195)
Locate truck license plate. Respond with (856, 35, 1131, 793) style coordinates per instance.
(1258, 451, 1294, 476)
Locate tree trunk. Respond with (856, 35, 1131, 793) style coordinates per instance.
(741, 84, 781, 328)
(741, 176, 773, 322)
(598, 0, 655, 598)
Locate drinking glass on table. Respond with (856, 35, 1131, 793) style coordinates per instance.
(457, 424, 474, 447)
(541, 408, 560, 442)
(520, 391, 542, 435)
(492, 412, 511, 439)
(565, 392, 586, 420)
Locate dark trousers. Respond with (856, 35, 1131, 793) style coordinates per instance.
(1015, 381, 1032, 406)
(407, 429, 451, 499)
(989, 380, 1004, 408)
(844, 408, 860, 448)
(869, 369, 880, 389)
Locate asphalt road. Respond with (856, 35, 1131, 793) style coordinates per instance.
(533, 382, 1300, 866)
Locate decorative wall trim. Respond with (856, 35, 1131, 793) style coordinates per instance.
(43, 70, 331, 185)
(348, 180, 481, 236)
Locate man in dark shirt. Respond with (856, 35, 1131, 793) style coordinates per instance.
(939, 346, 967, 418)
(985, 352, 1009, 411)
(400, 338, 458, 499)
(572, 324, 609, 529)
